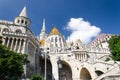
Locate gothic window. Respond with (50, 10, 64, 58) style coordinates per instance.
(56, 44, 58, 47)
(59, 37, 61, 41)
(17, 20, 20, 23)
(15, 29, 22, 34)
(51, 37, 53, 42)
(21, 20, 24, 24)
(55, 37, 57, 42)
(60, 43, 62, 47)
(25, 21, 27, 25)
(3, 28, 9, 32)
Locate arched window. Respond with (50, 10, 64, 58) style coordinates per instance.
(17, 20, 20, 23)
(15, 29, 22, 33)
(25, 21, 27, 25)
(51, 37, 53, 42)
(59, 38, 61, 42)
(3, 28, 9, 32)
(55, 37, 57, 42)
(21, 20, 24, 24)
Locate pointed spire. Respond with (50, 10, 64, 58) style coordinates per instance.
(41, 19, 46, 32)
(19, 6, 28, 17)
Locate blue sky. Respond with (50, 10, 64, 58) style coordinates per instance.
(0, 0, 120, 44)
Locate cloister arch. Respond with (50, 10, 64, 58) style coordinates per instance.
(80, 68, 92, 80)
(61, 61, 73, 80)
(39, 56, 53, 80)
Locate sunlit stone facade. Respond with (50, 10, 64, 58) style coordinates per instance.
(0, 7, 39, 77)
(0, 6, 120, 80)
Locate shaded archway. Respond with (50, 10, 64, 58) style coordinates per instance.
(95, 70, 104, 76)
(80, 68, 92, 80)
(39, 56, 53, 80)
(61, 61, 73, 80)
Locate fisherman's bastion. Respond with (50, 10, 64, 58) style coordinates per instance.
(0, 6, 120, 80)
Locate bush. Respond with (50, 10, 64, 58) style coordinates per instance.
(30, 74, 43, 80)
(105, 57, 110, 61)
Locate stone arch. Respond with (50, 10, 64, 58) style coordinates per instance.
(79, 63, 97, 80)
(2, 28, 9, 32)
(39, 56, 53, 80)
(80, 67, 92, 80)
(15, 29, 22, 34)
(95, 70, 104, 76)
(61, 61, 73, 80)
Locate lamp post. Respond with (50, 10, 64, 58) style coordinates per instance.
(44, 48, 49, 80)
(57, 57, 62, 80)
(44, 52, 47, 80)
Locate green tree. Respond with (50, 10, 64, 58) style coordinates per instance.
(108, 35, 120, 61)
(30, 74, 43, 80)
(0, 44, 29, 80)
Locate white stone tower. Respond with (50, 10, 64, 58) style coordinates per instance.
(14, 6, 31, 28)
(0, 6, 39, 78)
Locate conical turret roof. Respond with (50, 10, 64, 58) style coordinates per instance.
(19, 6, 28, 17)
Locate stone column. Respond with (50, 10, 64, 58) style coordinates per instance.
(82, 54, 83, 62)
(50, 56, 59, 80)
(21, 39, 28, 54)
(2, 37, 6, 45)
(83, 53, 85, 61)
(10, 38, 14, 50)
(17, 39, 22, 53)
(78, 54, 80, 60)
(14, 38, 18, 51)
(7, 37, 10, 47)
(85, 53, 87, 61)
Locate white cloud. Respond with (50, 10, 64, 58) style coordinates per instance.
(66, 18, 101, 44)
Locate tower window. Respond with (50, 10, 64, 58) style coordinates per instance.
(51, 37, 53, 42)
(21, 20, 24, 24)
(17, 20, 20, 23)
(55, 37, 57, 42)
(59, 38, 61, 42)
(25, 21, 27, 25)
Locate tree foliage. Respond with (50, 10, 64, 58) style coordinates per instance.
(108, 35, 120, 61)
(0, 44, 29, 80)
(30, 74, 43, 80)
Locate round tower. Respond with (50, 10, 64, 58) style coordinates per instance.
(14, 6, 31, 28)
